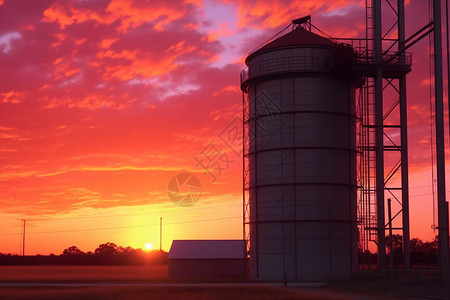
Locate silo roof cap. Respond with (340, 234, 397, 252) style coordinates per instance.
(246, 26, 333, 63)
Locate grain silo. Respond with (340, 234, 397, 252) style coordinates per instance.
(241, 17, 360, 281)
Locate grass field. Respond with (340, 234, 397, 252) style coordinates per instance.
(0, 265, 446, 299)
(0, 285, 317, 300)
(0, 266, 313, 300)
(0, 265, 169, 282)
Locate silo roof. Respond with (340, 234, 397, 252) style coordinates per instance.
(247, 26, 333, 61)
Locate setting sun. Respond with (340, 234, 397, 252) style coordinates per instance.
(144, 243, 153, 250)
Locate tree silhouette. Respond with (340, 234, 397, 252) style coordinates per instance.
(410, 236, 438, 264)
(94, 242, 119, 257)
(386, 234, 403, 266)
(62, 246, 85, 256)
(0, 242, 168, 265)
(382, 235, 439, 266)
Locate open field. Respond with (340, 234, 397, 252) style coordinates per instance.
(0, 285, 317, 300)
(0, 266, 448, 300)
(0, 284, 420, 300)
(0, 265, 169, 282)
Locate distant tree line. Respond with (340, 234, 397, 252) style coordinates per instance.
(0, 242, 168, 266)
(359, 235, 439, 267)
(1, 236, 439, 267)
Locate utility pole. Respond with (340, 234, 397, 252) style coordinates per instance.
(22, 219, 26, 256)
(388, 198, 394, 269)
(160, 217, 162, 251)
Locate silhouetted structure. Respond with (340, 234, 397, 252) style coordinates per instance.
(168, 240, 246, 280)
(241, 18, 359, 281)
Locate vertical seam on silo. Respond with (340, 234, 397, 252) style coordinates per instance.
(242, 90, 247, 270)
(280, 79, 286, 279)
(293, 77, 298, 280)
(254, 83, 259, 278)
(328, 79, 333, 272)
(348, 83, 354, 275)
(329, 151, 332, 271)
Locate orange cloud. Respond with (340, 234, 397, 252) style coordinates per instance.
(92, 37, 201, 84)
(212, 85, 239, 96)
(0, 91, 24, 104)
(184, 0, 203, 6)
(96, 49, 138, 60)
(205, 22, 235, 42)
(43, 2, 115, 29)
(52, 58, 81, 81)
(44, 94, 133, 110)
(103, 56, 178, 81)
(94, 41, 199, 81)
(99, 38, 118, 49)
(42, 0, 203, 33)
(222, 0, 362, 29)
(51, 32, 68, 47)
(74, 38, 86, 46)
(165, 40, 196, 55)
(106, 0, 198, 32)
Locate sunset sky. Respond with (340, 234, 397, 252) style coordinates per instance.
(0, 0, 448, 255)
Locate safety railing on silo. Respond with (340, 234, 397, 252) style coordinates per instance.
(240, 54, 333, 91)
(333, 38, 412, 78)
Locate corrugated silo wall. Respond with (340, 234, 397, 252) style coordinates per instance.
(245, 47, 358, 281)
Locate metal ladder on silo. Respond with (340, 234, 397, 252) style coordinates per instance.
(361, 76, 379, 245)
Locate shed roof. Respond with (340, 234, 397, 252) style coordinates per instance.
(168, 240, 245, 259)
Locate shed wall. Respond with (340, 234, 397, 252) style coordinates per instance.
(168, 259, 246, 280)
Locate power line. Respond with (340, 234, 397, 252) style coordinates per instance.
(409, 192, 434, 198)
(0, 216, 242, 236)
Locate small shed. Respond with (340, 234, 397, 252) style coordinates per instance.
(168, 240, 246, 280)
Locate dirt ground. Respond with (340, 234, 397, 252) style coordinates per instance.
(0, 285, 312, 300)
(0, 265, 169, 282)
(0, 266, 448, 300)
(0, 285, 424, 300)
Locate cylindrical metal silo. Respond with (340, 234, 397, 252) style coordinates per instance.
(241, 19, 359, 281)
